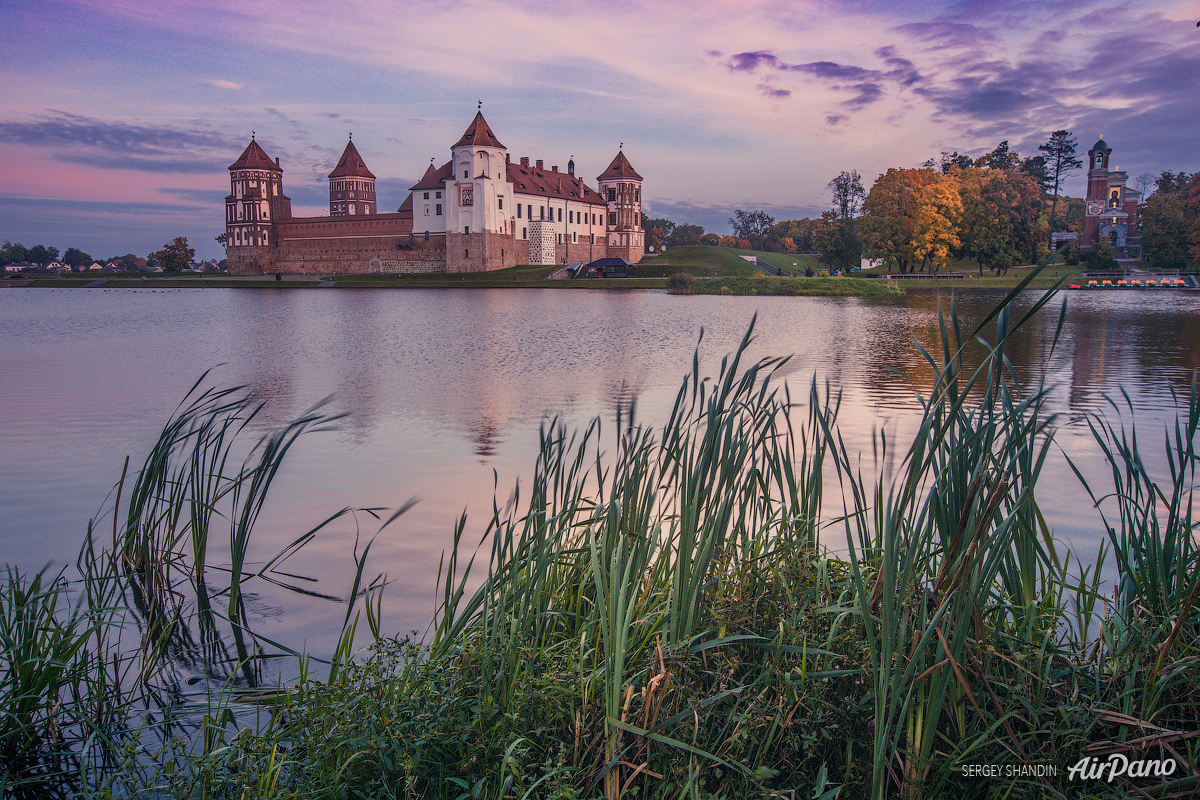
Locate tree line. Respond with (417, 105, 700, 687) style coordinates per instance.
(644, 130, 1198, 274)
(1, 237, 199, 273)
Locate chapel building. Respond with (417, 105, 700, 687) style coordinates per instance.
(1081, 137, 1141, 255)
(224, 111, 645, 275)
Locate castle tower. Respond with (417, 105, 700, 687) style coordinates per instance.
(328, 137, 376, 216)
(597, 150, 644, 262)
(226, 136, 291, 274)
(446, 110, 515, 271)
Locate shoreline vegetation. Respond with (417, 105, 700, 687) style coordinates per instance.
(1, 245, 1123, 294)
(4, 271, 1200, 799)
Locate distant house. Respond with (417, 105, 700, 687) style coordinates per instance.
(4, 262, 34, 273)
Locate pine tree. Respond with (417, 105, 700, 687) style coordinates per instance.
(1039, 131, 1083, 246)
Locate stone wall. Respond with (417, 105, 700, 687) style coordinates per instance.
(445, 231, 522, 272)
(558, 235, 608, 265)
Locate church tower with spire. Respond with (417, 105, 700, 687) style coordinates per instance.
(597, 149, 644, 262)
(328, 137, 377, 216)
(225, 135, 291, 274)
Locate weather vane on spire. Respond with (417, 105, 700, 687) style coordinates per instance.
(252, 131, 255, 140)
(478, 99, 482, 111)
(620, 142, 624, 150)
(349, 132, 353, 140)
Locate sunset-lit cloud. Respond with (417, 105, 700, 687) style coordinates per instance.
(0, 0, 1197, 260)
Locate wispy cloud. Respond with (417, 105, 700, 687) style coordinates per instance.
(0, 111, 235, 174)
(206, 78, 242, 90)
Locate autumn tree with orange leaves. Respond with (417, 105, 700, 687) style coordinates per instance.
(860, 168, 962, 274)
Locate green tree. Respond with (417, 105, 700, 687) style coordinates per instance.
(925, 151, 974, 174)
(769, 218, 815, 251)
(955, 166, 1046, 275)
(215, 232, 228, 245)
(0, 241, 28, 265)
(666, 224, 704, 247)
(829, 170, 865, 219)
(729, 209, 775, 251)
(1038, 130, 1083, 245)
(976, 141, 1021, 171)
(28, 245, 59, 266)
(63, 248, 93, 270)
(1021, 155, 1051, 194)
(152, 237, 195, 273)
(1140, 191, 1191, 268)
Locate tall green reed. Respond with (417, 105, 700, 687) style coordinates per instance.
(2, 375, 392, 797)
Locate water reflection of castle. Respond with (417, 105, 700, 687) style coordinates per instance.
(1081, 137, 1141, 254)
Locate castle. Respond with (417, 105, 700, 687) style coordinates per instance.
(224, 111, 645, 274)
(1081, 136, 1141, 254)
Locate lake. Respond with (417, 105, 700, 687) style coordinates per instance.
(2, 285, 1198, 665)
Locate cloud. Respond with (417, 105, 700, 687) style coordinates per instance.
(156, 187, 228, 205)
(893, 21, 997, 48)
(757, 84, 791, 99)
(719, 48, 921, 113)
(724, 51, 780, 72)
(826, 115, 847, 126)
(205, 79, 241, 90)
(0, 111, 236, 174)
(845, 83, 884, 108)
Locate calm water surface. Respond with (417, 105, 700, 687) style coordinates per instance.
(2, 286, 1199, 658)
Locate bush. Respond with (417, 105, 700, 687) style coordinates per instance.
(666, 272, 697, 294)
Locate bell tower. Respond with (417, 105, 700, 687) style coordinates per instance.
(225, 135, 290, 274)
(597, 148, 644, 262)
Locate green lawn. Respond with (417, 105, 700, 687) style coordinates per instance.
(688, 275, 901, 297)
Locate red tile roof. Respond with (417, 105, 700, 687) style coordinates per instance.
(328, 139, 375, 179)
(598, 150, 642, 181)
(453, 111, 505, 149)
(507, 163, 606, 206)
(397, 193, 413, 214)
(229, 138, 282, 172)
(407, 157, 605, 206)
(409, 161, 452, 191)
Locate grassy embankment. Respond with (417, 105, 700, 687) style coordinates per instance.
(4, 280, 1200, 799)
(4, 248, 893, 296)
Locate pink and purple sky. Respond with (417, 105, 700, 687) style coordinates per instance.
(2, 0, 1198, 261)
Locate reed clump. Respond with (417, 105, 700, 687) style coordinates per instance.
(4, 273, 1199, 799)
